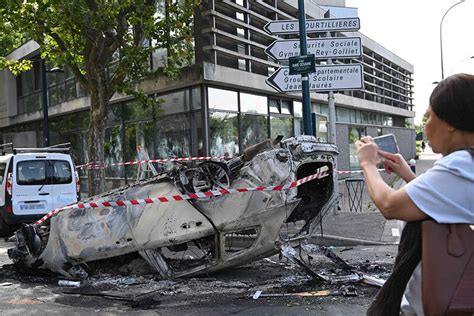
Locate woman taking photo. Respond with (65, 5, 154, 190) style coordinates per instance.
(356, 73, 474, 315)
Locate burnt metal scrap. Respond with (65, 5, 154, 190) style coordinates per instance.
(280, 242, 386, 287)
(9, 136, 339, 279)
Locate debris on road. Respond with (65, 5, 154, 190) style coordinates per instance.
(253, 285, 358, 298)
(252, 290, 262, 299)
(58, 280, 81, 287)
(280, 243, 387, 288)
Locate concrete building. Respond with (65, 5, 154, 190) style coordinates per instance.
(0, 0, 415, 189)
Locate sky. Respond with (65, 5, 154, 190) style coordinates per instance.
(345, 0, 474, 124)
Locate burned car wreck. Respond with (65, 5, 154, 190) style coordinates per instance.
(9, 136, 339, 280)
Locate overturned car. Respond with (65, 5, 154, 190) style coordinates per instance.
(9, 136, 338, 279)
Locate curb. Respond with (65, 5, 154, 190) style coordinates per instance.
(309, 234, 397, 247)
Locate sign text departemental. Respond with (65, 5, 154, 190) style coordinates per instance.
(264, 17, 360, 35)
(266, 64, 364, 93)
(265, 37, 362, 61)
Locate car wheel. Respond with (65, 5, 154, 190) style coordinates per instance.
(0, 215, 14, 237)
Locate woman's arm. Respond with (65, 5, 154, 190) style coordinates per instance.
(356, 138, 428, 221)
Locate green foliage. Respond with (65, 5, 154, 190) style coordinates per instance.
(404, 118, 414, 129)
(0, 6, 31, 74)
(415, 115, 427, 141)
(415, 140, 422, 159)
(2, 0, 199, 88)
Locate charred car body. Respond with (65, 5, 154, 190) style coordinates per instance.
(9, 136, 338, 279)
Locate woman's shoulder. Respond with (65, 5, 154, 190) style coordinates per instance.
(433, 150, 474, 180)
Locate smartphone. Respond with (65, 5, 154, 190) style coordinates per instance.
(373, 134, 399, 154)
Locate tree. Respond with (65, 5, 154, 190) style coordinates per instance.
(1, 0, 200, 196)
(0, 9, 31, 74)
(415, 115, 427, 141)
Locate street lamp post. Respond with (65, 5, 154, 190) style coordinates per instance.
(41, 59, 50, 147)
(41, 60, 63, 147)
(433, 56, 473, 84)
(440, 0, 467, 79)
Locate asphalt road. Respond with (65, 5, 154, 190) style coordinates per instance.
(0, 238, 398, 315)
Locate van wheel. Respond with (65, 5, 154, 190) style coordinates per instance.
(0, 216, 14, 237)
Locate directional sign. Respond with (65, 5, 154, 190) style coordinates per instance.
(265, 37, 361, 61)
(266, 64, 364, 93)
(264, 17, 360, 35)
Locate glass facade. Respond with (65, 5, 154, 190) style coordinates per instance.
(16, 61, 85, 115)
(46, 86, 202, 190)
(208, 88, 310, 155)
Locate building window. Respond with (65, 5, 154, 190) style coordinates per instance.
(157, 89, 191, 114)
(336, 107, 350, 123)
(268, 67, 275, 76)
(240, 92, 267, 114)
(293, 101, 303, 118)
(209, 112, 239, 157)
(16, 59, 41, 114)
(269, 99, 279, 114)
(268, 99, 292, 140)
(236, 12, 244, 21)
(208, 87, 238, 112)
(315, 114, 328, 141)
(238, 59, 246, 70)
(240, 92, 268, 148)
(154, 113, 191, 160)
(241, 114, 268, 148)
(361, 111, 369, 124)
(384, 116, 393, 126)
(237, 28, 245, 38)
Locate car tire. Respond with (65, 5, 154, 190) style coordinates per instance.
(0, 215, 14, 237)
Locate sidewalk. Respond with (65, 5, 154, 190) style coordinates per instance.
(313, 148, 440, 246)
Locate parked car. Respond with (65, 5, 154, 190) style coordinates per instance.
(0, 143, 80, 236)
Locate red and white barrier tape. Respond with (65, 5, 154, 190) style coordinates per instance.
(35, 168, 331, 225)
(35, 168, 382, 226)
(76, 156, 231, 169)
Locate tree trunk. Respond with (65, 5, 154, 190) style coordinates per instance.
(87, 68, 109, 197)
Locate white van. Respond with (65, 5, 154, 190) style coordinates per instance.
(0, 144, 80, 236)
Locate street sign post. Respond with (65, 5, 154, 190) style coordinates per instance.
(265, 37, 362, 61)
(266, 64, 364, 93)
(264, 17, 360, 35)
(289, 54, 315, 75)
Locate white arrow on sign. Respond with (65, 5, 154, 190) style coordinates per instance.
(265, 37, 361, 61)
(266, 64, 364, 93)
(264, 17, 360, 35)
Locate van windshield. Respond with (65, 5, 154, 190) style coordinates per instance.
(17, 160, 72, 185)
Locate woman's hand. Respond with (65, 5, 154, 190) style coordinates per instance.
(379, 150, 416, 183)
(356, 136, 380, 168)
